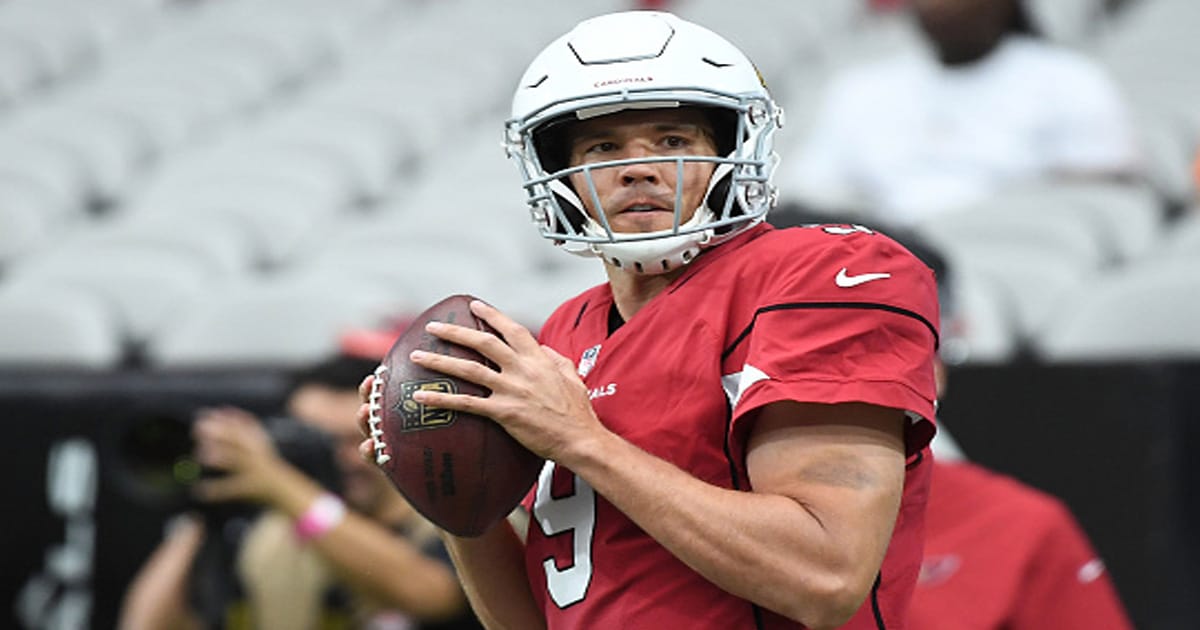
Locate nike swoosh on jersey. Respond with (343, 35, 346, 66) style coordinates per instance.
(835, 267, 892, 287)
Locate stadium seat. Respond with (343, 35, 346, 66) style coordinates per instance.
(301, 243, 512, 313)
(145, 273, 410, 368)
(126, 172, 352, 267)
(1130, 105, 1197, 209)
(1096, 0, 1200, 126)
(913, 196, 1110, 276)
(0, 134, 92, 219)
(954, 249, 1095, 343)
(812, 9, 922, 73)
(127, 31, 293, 109)
(1001, 180, 1165, 264)
(1026, 0, 1110, 45)
(9, 104, 154, 208)
(375, 127, 560, 267)
(320, 210, 532, 270)
(0, 37, 42, 109)
(1034, 258, 1200, 360)
(0, 285, 124, 369)
(249, 106, 414, 203)
(675, 0, 821, 89)
(0, 196, 51, 269)
(149, 137, 362, 211)
(65, 0, 162, 58)
(5, 245, 219, 345)
(0, 0, 168, 115)
(1158, 211, 1200, 262)
(66, 79, 214, 158)
(69, 214, 258, 277)
(0, 7, 93, 88)
(0, 178, 65, 267)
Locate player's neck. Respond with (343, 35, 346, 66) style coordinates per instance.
(605, 264, 684, 321)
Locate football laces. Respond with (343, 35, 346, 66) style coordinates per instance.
(367, 364, 391, 465)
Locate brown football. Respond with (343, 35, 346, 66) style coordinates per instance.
(367, 294, 543, 537)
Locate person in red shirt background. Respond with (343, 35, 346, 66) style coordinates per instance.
(912, 446, 1135, 630)
(864, 218, 1134, 630)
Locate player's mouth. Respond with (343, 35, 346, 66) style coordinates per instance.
(619, 200, 672, 214)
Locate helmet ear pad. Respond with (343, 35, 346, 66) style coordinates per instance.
(704, 162, 749, 236)
(697, 105, 742, 236)
(554, 183, 589, 234)
(533, 117, 592, 235)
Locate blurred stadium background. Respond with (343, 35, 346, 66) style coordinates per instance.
(0, 0, 1196, 628)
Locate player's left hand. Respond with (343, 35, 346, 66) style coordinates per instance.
(191, 406, 291, 504)
(408, 300, 606, 462)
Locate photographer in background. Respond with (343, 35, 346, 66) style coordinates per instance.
(119, 347, 483, 630)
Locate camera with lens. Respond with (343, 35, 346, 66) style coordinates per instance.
(105, 405, 345, 625)
(106, 406, 343, 517)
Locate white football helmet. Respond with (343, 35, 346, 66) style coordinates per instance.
(505, 11, 784, 274)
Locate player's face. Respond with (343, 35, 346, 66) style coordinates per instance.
(565, 108, 718, 234)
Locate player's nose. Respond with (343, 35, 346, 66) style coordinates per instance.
(617, 157, 659, 185)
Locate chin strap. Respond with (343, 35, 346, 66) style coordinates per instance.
(590, 226, 713, 274)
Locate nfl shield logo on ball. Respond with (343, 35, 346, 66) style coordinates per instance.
(578, 344, 602, 377)
(396, 379, 458, 431)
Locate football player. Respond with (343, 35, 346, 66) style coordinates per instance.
(359, 11, 939, 629)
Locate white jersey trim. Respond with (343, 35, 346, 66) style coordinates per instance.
(720, 363, 769, 408)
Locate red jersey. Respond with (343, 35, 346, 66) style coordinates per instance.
(909, 461, 1135, 630)
(528, 223, 939, 629)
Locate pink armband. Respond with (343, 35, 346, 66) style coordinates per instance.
(294, 493, 346, 543)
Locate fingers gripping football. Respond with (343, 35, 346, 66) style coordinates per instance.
(409, 300, 604, 463)
(364, 295, 542, 537)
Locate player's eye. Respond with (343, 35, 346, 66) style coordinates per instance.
(585, 141, 618, 154)
(663, 135, 690, 149)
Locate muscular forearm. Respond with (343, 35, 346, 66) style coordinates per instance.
(443, 521, 546, 630)
(562, 430, 898, 629)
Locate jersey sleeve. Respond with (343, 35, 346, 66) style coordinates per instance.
(727, 227, 940, 460)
